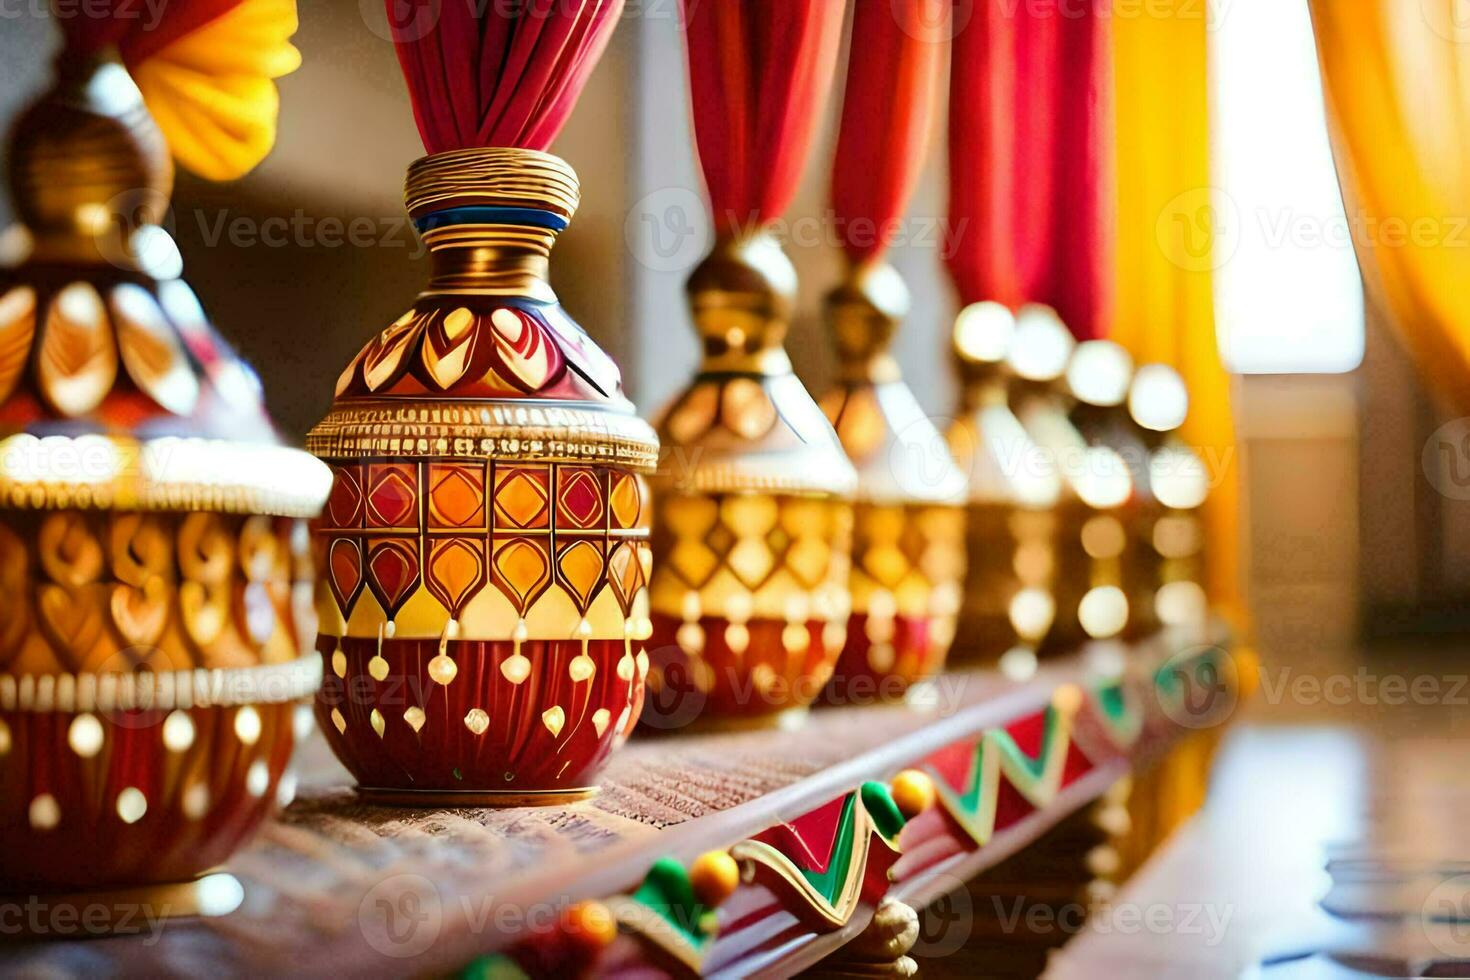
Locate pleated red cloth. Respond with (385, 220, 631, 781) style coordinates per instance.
(50, 0, 245, 62)
(681, 0, 846, 234)
(387, 0, 624, 153)
(830, 0, 946, 264)
(946, 0, 1112, 339)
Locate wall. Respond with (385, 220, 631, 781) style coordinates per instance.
(2, 1, 1443, 661)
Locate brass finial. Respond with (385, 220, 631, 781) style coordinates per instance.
(825, 260, 907, 384)
(6, 55, 171, 266)
(686, 231, 798, 374)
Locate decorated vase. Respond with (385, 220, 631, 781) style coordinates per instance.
(308, 148, 658, 805)
(0, 54, 328, 914)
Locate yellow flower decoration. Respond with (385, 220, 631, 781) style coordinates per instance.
(129, 0, 301, 181)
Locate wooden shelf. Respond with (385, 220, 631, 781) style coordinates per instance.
(2, 626, 1235, 978)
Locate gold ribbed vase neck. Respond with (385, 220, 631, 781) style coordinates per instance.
(420, 222, 558, 303)
(406, 148, 580, 304)
(405, 147, 579, 220)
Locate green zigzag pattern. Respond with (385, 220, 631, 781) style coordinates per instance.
(926, 696, 1078, 848)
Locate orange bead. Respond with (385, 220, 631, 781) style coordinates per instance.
(561, 900, 617, 952)
(890, 769, 936, 819)
(690, 850, 740, 909)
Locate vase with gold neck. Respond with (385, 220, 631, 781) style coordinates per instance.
(818, 261, 965, 701)
(946, 302, 1063, 667)
(644, 233, 856, 729)
(1006, 306, 1136, 653)
(308, 148, 658, 805)
(1128, 364, 1210, 638)
(1067, 340, 1158, 641)
(0, 54, 329, 913)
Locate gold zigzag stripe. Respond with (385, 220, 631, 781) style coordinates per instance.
(730, 797, 898, 931)
(924, 684, 1083, 849)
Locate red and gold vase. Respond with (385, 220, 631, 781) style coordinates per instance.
(1128, 365, 1210, 637)
(0, 55, 329, 917)
(819, 263, 966, 701)
(308, 148, 659, 805)
(1006, 307, 1142, 653)
(1067, 340, 1159, 641)
(946, 303, 1064, 666)
(644, 235, 857, 729)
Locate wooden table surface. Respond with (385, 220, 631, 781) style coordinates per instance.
(0, 630, 1228, 978)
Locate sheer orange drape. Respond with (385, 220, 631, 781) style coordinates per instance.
(1310, 0, 1470, 411)
(1111, 5, 1241, 620)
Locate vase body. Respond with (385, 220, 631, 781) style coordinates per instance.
(0, 57, 327, 902)
(309, 148, 658, 804)
(1146, 440, 1210, 636)
(818, 265, 966, 700)
(643, 234, 856, 729)
(947, 377, 1064, 663)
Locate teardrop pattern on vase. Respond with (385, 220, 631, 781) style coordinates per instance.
(332, 303, 628, 403)
(493, 538, 552, 613)
(365, 541, 419, 617)
(425, 538, 485, 615)
(111, 283, 199, 416)
(38, 283, 116, 417)
(422, 307, 479, 390)
(0, 286, 36, 404)
(0, 276, 272, 430)
(361, 312, 421, 392)
(316, 459, 651, 640)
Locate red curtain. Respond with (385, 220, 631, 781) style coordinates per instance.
(388, 0, 624, 153)
(681, 0, 846, 235)
(830, 0, 946, 264)
(51, 0, 245, 63)
(946, 0, 1112, 339)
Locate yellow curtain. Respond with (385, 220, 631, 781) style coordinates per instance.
(1310, 1, 1470, 411)
(131, 0, 301, 181)
(1110, 3, 1243, 625)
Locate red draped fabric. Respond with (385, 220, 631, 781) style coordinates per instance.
(681, 0, 847, 234)
(388, 0, 624, 153)
(946, 0, 1112, 339)
(830, 0, 946, 264)
(51, 0, 245, 63)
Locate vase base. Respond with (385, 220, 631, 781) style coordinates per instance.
(0, 872, 244, 940)
(355, 786, 599, 808)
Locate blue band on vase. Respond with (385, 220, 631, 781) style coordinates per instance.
(414, 206, 569, 233)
